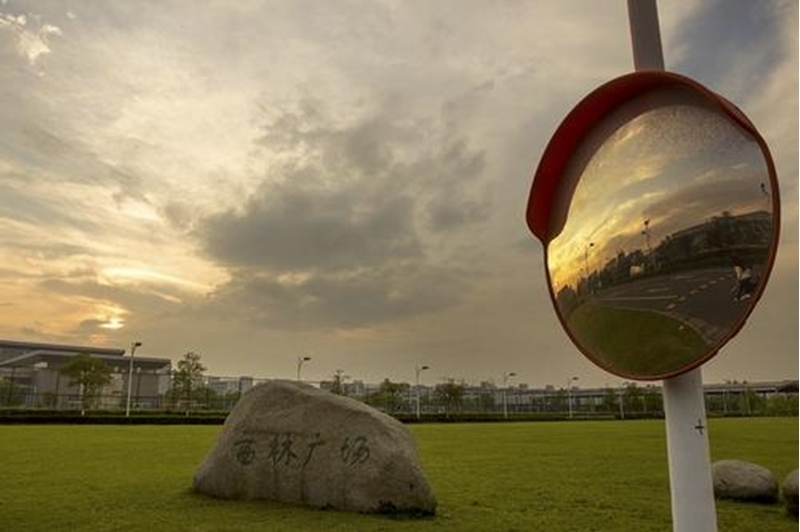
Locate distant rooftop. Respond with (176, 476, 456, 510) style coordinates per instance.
(0, 338, 125, 356)
(0, 339, 171, 370)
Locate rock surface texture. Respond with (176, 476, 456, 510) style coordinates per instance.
(782, 469, 798, 516)
(193, 380, 436, 515)
(712, 460, 778, 503)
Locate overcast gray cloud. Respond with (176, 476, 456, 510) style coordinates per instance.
(0, 0, 794, 387)
(202, 177, 422, 271)
(197, 90, 490, 329)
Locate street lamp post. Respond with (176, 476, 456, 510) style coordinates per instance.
(567, 376, 579, 418)
(503, 372, 517, 419)
(642, 219, 652, 253)
(296, 356, 311, 381)
(135, 367, 142, 407)
(583, 242, 595, 284)
(642, 219, 653, 271)
(415, 365, 429, 420)
(125, 341, 142, 418)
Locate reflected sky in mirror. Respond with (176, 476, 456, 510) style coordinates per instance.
(547, 88, 775, 379)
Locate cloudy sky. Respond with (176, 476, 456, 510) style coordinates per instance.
(0, 0, 796, 388)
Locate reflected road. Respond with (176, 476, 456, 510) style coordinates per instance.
(591, 268, 753, 343)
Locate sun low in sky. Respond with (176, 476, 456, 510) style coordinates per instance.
(0, 1, 796, 387)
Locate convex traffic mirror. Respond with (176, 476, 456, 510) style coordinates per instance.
(527, 72, 780, 380)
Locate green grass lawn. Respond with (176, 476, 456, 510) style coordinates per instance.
(567, 303, 710, 376)
(0, 418, 796, 531)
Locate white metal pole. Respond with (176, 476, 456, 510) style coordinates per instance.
(415, 367, 421, 420)
(566, 376, 578, 418)
(415, 365, 429, 420)
(503, 372, 516, 419)
(567, 386, 573, 418)
(663, 369, 716, 531)
(125, 342, 140, 418)
(627, 1, 717, 530)
(627, 0, 665, 71)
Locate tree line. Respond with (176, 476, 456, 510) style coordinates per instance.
(1, 352, 796, 418)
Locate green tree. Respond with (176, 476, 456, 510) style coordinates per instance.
(622, 382, 644, 415)
(371, 379, 409, 413)
(170, 352, 207, 408)
(601, 387, 619, 414)
(551, 389, 568, 413)
(435, 379, 465, 415)
(642, 385, 663, 415)
(740, 386, 763, 416)
(330, 370, 348, 396)
(59, 353, 112, 414)
(764, 394, 799, 416)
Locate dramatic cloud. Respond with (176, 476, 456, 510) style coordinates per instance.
(198, 94, 490, 329)
(0, 1, 794, 386)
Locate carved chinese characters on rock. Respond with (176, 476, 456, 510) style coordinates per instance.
(232, 439, 256, 466)
(231, 432, 371, 470)
(340, 436, 371, 465)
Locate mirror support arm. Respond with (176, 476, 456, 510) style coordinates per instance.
(627, 0, 665, 71)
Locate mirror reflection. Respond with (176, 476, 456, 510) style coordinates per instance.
(547, 88, 777, 379)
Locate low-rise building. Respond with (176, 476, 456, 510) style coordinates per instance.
(0, 339, 171, 409)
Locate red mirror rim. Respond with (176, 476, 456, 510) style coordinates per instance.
(526, 71, 769, 244)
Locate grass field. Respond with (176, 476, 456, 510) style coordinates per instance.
(0, 418, 796, 531)
(567, 303, 709, 376)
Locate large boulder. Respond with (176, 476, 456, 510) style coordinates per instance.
(782, 469, 798, 516)
(712, 460, 778, 503)
(193, 380, 436, 515)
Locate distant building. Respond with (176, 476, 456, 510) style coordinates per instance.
(206, 375, 254, 396)
(0, 339, 171, 409)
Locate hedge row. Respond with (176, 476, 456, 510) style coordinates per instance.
(0, 410, 628, 424)
(0, 409, 228, 424)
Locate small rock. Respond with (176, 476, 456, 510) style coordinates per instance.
(193, 380, 436, 515)
(781, 469, 798, 516)
(712, 460, 778, 503)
